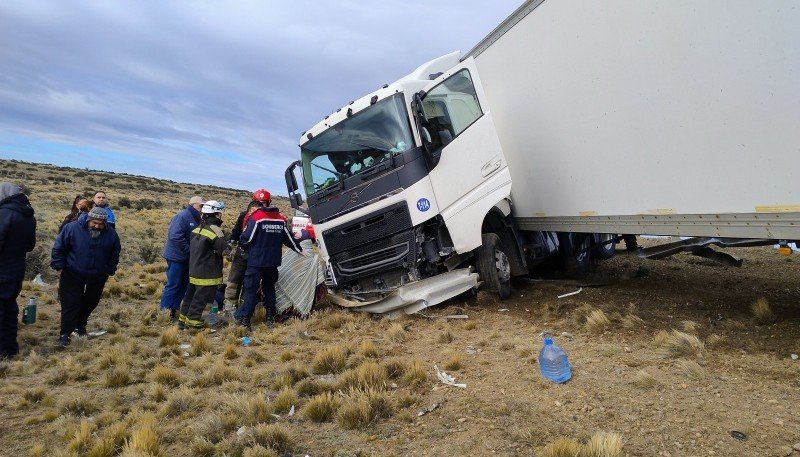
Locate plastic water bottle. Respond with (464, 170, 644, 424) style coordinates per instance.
(241, 336, 251, 347)
(539, 337, 572, 383)
(22, 298, 37, 325)
(207, 305, 219, 326)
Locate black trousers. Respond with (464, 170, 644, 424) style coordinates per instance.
(235, 266, 278, 321)
(0, 281, 22, 358)
(59, 270, 107, 336)
(179, 283, 217, 326)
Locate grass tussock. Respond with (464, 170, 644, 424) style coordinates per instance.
(243, 445, 279, 457)
(383, 358, 407, 380)
(658, 330, 707, 358)
(540, 431, 623, 457)
(190, 332, 212, 356)
(631, 370, 658, 389)
(541, 437, 582, 457)
(312, 345, 347, 374)
(401, 360, 427, 387)
(244, 424, 294, 454)
(122, 413, 160, 456)
(751, 297, 776, 325)
(68, 419, 95, 454)
(160, 387, 204, 417)
(681, 320, 699, 334)
(386, 323, 407, 342)
(194, 362, 239, 387)
(621, 314, 645, 329)
(358, 340, 379, 358)
(98, 347, 127, 369)
(323, 313, 348, 331)
(87, 421, 128, 457)
(337, 361, 387, 391)
(151, 364, 180, 387)
(302, 392, 339, 422)
(706, 333, 725, 347)
(61, 395, 99, 416)
(104, 366, 132, 388)
(443, 354, 463, 371)
(189, 438, 215, 457)
(279, 350, 293, 362)
(437, 331, 454, 344)
(221, 393, 273, 426)
(336, 388, 394, 430)
(28, 443, 46, 457)
(272, 388, 298, 414)
(585, 309, 611, 334)
(159, 327, 180, 347)
(296, 378, 330, 397)
(224, 344, 239, 360)
(462, 321, 478, 331)
(679, 360, 707, 380)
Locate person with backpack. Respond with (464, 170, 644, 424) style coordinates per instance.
(0, 182, 37, 359)
(178, 200, 227, 329)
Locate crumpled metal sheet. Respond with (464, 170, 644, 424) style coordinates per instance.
(327, 268, 478, 317)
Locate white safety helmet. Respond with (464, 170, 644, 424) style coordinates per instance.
(201, 200, 225, 214)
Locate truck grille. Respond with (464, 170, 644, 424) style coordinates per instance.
(336, 242, 410, 274)
(322, 202, 412, 256)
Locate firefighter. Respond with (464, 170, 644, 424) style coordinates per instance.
(178, 200, 226, 329)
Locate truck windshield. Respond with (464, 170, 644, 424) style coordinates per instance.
(301, 94, 413, 196)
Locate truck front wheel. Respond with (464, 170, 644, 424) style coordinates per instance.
(476, 233, 512, 300)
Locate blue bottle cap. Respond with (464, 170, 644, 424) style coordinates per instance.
(544, 338, 553, 345)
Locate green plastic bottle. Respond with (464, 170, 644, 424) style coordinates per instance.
(22, 298, 37, 325)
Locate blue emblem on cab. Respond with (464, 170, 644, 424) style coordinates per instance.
(416, 198, 431, 212)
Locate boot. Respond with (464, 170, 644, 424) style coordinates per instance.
(58, 334, 71, 348)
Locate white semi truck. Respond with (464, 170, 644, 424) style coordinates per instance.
(285, 0, 800, 314)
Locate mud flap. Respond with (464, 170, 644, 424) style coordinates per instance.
(327, 268, 479, 318)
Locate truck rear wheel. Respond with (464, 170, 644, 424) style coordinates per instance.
(476, 233, 512, 300)
(592, 233, 616, 260)
(558, 232, 590, 277)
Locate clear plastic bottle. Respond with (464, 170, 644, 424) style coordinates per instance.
(207, 305, 219, 326)
(539, 337, 572, 383)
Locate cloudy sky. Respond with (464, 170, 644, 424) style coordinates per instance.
(0, 1, 522, 192)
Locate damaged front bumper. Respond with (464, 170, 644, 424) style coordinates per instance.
(326, 268, 479, 318)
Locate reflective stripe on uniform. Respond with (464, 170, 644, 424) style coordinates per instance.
(189, 276, 223, 286)
(179, 313, 204, 328)
(192, 227, 219, 240)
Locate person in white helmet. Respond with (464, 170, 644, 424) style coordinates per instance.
(178, 200, 226, 329)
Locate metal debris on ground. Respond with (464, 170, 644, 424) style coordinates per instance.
(87, 330, 107, 338)
(179, 343, 191, 349)
(32, 274, 48, 287)
(417, 402, 442, 417)
(236, 426, 247, 436)
(434, 364, 467, 388)
(288, 405, 295, 416)
(561, 332, 574, 341)
(730, 431, 747, 441)
(557, 287, 583, 299)
(418, 313, 469, 320)
(498, 309, 509, 312)
(465, 346, 482, 355)
(791, 354, 799, 361)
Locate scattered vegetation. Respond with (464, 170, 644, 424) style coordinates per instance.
(751, 297, 776, 325)
(586, 309, 611, 334)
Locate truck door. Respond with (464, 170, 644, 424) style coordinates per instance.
(417, 57, 511, 252)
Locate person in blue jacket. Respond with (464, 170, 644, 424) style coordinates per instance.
(51, 207, 121, 347)
(160, 196, 205, 319)
(233, 193, 302, 330)
(0, 182, 36, 359)
(92, 191, 116, 227)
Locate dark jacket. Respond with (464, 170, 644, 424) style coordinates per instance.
(188, 215, 227, 286)
(240, 207, 301, 268)
(0, 187, 37, 283)
(162, 205, 201, 263)
(51, 218, 121, 283)
(230, 210, 248, 243)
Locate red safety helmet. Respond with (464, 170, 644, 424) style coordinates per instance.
(252, 188, 271, 202)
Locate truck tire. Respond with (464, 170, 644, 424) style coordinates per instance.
(592, 233, 616, 260)
(558, 232, 590, 278)
(475, 233, 512, 300)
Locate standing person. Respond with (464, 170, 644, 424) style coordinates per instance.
(0, 183, 37, 359)
(178, 201, 226, 329)
(223, 199, 264, 309)
(51, 207, 121, 347)
(92, 191, 116, 227)
(234, 191, 302, 330)
(160, 196, 205, 319)
(59, 196, 91, 232)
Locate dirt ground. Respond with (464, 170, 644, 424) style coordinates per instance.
(1, 160, 799, 456)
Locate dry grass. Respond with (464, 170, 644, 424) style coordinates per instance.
(104, 366, 132, 388)
(358, 340, 379, 358)
(383, 358, 407, 380)
(158, 327, 180, 347)
(679, 360, 707, 380)
(87, 421, 128, 457)
(278, 350, 293, 362)
(194, 362, 239, 387)
(706, 333, 725, 347)
(462, 321, 478, 331)
(585, 309, 611, 334)
(122, 413, 160, 456)
(190, 332, 211, 356)
(336, 388, 394, 430)
(657, 330, 707, 358)
(243, 445, 279, 457)
(220, 393, 273, 426)
(540, 437, 582, 457)
(312, 345, 347, 374)
(272, 388, 298, 414)
(61, 395, 99, 416)
(436, 331, 454, 344)
(151, 364, 180, 387)
(621, 314, 645, 329)
(98, 346, 127, 369)
(337, 361, 388, 391)
(386, 323, 407, 342)
(296, 378, 330, 397)
(322, 313, 348, 331)
(584, 431, 623, 457)
(224, 344, 239, 360)
(302, 392, 339, 422)
(244, 424, 294, 454)
(161, 387, 204, 417)
(751, 297, 776, 325)
(631, 370, 658, 389)
(401, 360, 427, 387)
(68, 419, 95, 454)
(681, 320, 699, 334)
(443, 354, 463, 371)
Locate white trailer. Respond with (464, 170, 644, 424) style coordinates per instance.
(285, 0, 800, 314)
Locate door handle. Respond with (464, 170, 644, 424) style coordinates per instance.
(481, 158, 502, 177)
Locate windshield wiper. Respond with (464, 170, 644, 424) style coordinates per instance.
(311, 162, 347, 180)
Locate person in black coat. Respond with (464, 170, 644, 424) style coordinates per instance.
(51, 207, 121, 347)
(0, 182, 37, 359)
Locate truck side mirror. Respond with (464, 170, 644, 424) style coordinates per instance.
(285, 161, 304, 210)
(291, 192, 304, 209)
